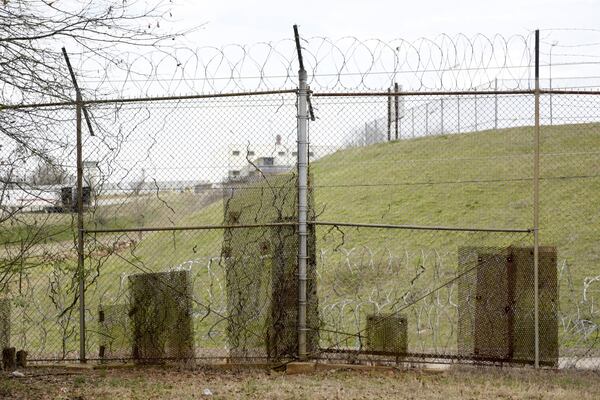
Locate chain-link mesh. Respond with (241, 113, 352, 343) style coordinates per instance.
(539, 93, 600, 369)
(308, 92, 535, 366)
(0, 105, 81, 361)
(2, 64, 600, 370)
(79, 93, 302, 363)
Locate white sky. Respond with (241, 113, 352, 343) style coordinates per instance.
(174, 0, 599, 44)
(91, 0, 598, 94)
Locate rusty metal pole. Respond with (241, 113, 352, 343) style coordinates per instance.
(533, 29, 541, 369)
(394, 82, 399, 140)
(76, 93, 86, 363)
(387, 88, 392, 141)
(63, 46, 87, 364)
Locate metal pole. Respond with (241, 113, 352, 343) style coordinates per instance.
(294, 24, 309, 361)
(533, 29, 541, 369)
(62, 48, 95, 137)
(387, 88, 392, 141)
(76, 93, 86, 363)
(494, 78, 498, 129)
(394, 82, 399, 140)
(63, 47, 88, 364)
(550, 75, 553, 125)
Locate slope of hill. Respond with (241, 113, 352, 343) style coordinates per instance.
(104, 122, 599, 297)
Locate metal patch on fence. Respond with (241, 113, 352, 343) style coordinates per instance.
(366, 314, 408, 355)
(223, 173, 319, 361)
(129, 270, 194, 363)
(458, 246, 558, 366)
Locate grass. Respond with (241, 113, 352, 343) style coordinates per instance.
(1, 366, 600, 399)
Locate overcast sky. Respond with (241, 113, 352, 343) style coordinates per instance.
(175, 0, 599, 44)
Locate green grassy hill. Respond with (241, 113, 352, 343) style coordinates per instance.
(120, 122, 599, 276)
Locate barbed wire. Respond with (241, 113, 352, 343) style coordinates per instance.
(62, 29, 600, 98)
(77, 34, 533, 95)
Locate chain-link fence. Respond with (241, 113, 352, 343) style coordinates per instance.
(1, 29, 600, 370)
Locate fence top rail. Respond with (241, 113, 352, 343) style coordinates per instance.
(311, 89, 535, 97)
(311, 89, 600, 97)
(312, 89, 600, 97)
(4, 88, 600, 110)
(0, 89, 299, 111)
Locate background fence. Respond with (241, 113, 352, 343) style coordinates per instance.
(1, 28, 600, 369)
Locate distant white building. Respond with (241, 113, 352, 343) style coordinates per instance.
(2, 185, 62, 213)
(227, 135, 322, 181)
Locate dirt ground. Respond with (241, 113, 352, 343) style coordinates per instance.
(1, 365, 599, 400)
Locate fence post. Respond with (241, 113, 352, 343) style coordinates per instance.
(294, 25, 309, 361)
(387, 88, 392, 141)
(494, 78, 499, 129)
(533, 29, 541, 369)
(75, 93, 86, 364)
(394, 82, 399, 140)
